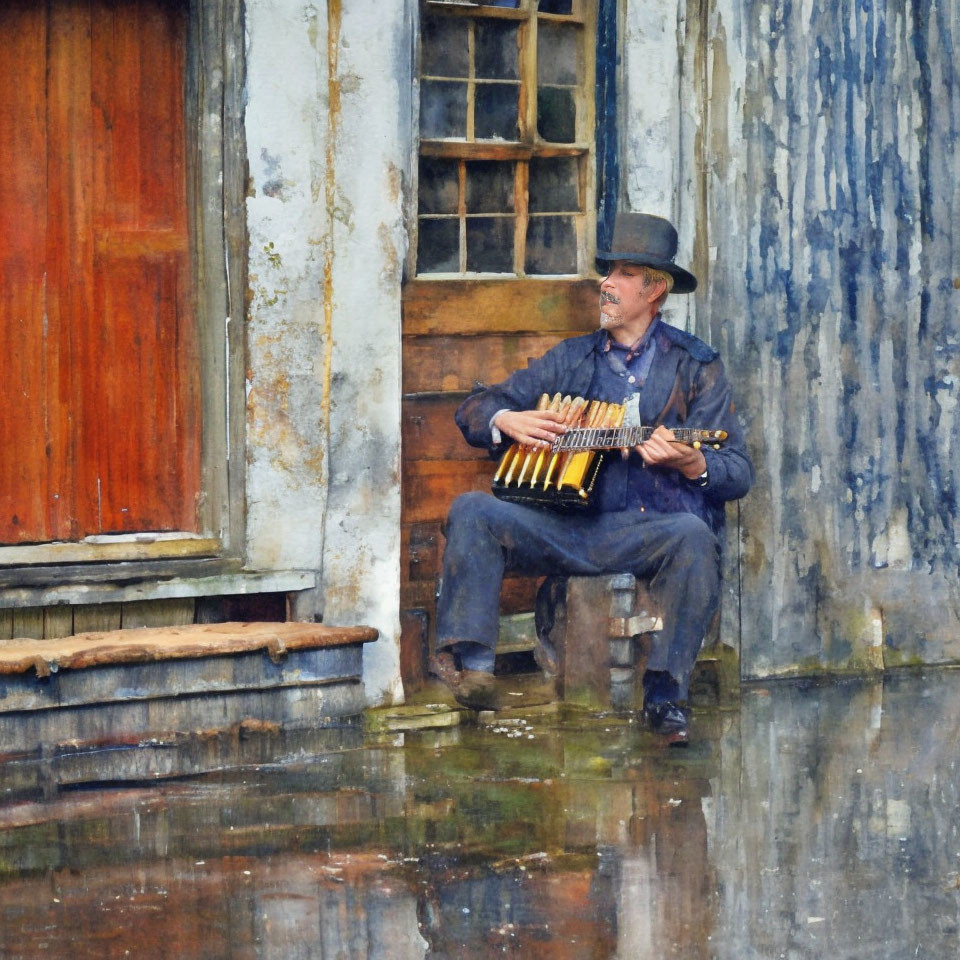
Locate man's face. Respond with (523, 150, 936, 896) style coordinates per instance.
(598, 261, 656, 331)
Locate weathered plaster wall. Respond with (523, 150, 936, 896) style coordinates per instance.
(625, 0, 960, 676)
(621, 0, 741, 642)
(621, 0, 698, 334)
(245, 0, 331, 574)
(244, 0, 408, 705)
(319, 0, 411, 705)
(725, 0, 960, 677)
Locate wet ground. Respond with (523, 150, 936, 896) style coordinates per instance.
(0, 669, 959, 958)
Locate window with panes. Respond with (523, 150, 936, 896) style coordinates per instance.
(416, 0, 596, 277)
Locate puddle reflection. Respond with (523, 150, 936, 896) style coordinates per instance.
(1, 671, 959, 958)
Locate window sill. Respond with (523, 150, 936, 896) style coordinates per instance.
(420, 139, 590, 160)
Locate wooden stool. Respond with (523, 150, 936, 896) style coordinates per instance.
(536, 575, 662, 711)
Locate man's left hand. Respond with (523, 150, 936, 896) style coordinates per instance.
(629, 425, 706, 479)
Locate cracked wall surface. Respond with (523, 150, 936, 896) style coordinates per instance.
(244, 0, 409, 705)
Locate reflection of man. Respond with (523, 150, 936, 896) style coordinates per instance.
(432, 213, 753, 742)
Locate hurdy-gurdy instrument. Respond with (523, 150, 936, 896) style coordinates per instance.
(491, 392, 727, 511)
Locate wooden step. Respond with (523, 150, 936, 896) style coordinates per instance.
(0, 622, 379, 755)
(0, 621, 377, 678)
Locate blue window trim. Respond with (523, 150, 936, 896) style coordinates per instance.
(595, 0, 619, 257)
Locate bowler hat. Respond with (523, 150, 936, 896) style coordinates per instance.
(596, 212, 697, 294)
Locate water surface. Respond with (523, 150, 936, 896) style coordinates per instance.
(1, 670, 958, 958)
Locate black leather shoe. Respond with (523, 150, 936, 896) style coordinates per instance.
(643, 701, 690, 747)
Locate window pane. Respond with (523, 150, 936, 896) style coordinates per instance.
(475, 20, 518, 80)
(475, 83, 520, 140)
(466, 216, 514, 272)
(418, 218, 460, 273)
(421, 15, 468, 77)
(420, 81, 468, 139)
(419, 158, 459, 214)
(528, 157, 579, 212)
(526, 216, 577, 274)
(538, 0, 573, 13)
(466, 161, 514, 213)
(538, 22, 579, 85)
(537, 87, 576, 142)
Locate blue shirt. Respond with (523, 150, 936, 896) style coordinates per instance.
(601, 316, 660, 389)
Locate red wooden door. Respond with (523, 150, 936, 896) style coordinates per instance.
(0, 0, 200, 545)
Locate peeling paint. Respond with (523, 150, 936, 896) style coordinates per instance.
(243, 1, 334, 576)
(676, 0, 960, 676)
(259, 150, 291, 200)
(318, 0, 410, 707)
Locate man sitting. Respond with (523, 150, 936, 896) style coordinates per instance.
(432, 213, 753, 742)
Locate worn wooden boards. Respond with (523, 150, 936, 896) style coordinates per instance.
(403, 334, 573, 394)
(0, 538, 220, 568)
(403, 278, 600, 336)
(0, 1, 200, 544)
(0, 621, 377, 678)
(0, 569, 313, 610)
(0, 621, 376, 753)
(400, 279, 600, 687)
(0, 642, 365, 715)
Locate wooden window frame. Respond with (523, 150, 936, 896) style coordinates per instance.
(413, 0, 599, 281)
(0, 0, 247, 571)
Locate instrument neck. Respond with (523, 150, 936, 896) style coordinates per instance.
(555, 425, 706, 451)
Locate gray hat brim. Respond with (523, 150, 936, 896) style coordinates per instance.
(595, 251, 698, 294)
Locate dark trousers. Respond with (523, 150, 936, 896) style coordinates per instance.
(436, 491, 721, 699)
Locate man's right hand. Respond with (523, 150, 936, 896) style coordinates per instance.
(493, 409, 567, 447)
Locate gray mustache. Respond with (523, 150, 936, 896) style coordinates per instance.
(600, 292, 620, 305)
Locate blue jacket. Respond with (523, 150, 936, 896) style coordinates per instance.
(455, 324, 753, 534)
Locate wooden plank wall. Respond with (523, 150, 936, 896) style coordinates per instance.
(400, 278, 599, 687)
(0, 601, 195, 643)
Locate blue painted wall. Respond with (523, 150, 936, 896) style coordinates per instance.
(694, 0, 960, 674)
